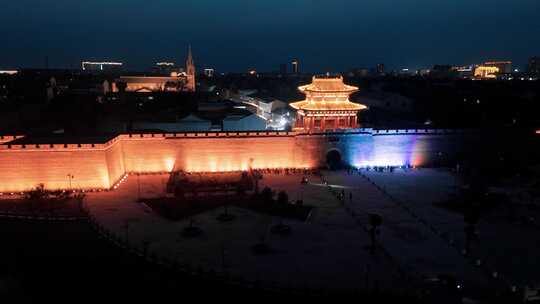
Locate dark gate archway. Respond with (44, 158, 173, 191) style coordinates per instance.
(326, 149, 342, 170)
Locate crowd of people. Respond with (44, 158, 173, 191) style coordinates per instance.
(346, 164, 417, 175)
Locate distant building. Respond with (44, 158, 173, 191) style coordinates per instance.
(291, 59, 299, 74)
(474, 66, 499, 79)
(452, 65, 474, 79)
(348, 68, 370, 78)
(356, 91, 413, 113)
(527, 57, 540, 76)
(223, 111, 267, 131)
(153, 62, 179, 75)
(133, 114, 212, 132)
(398, 68, 414, 76)
(81, 61, 123, 72)
(236, 91, 288, 120)
(376, 63, 385, 75)
(112, 74, 190, 93)
(484, 61, 512, 74)
(418, 69, 431, 76)
(430, 65, 454, 78)
(204, 68, 215, 78)
(112, 46, 195, 92)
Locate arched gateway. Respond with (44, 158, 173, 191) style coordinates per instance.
(326, 149, 343, 170)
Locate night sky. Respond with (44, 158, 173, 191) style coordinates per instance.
(1, 0, 540, 72)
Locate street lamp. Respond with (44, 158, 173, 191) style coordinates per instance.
(137, 173, 141, 201)
(67, 174, 74, 191)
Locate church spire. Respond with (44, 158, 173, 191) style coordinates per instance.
(186, 45, 194, 68)
(185, 45, 196, 92)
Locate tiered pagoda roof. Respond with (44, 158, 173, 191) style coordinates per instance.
(290, 75, 366, 112)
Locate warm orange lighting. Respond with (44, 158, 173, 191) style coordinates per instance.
(474, 66, 499, 79)
(290, 75, 366, 132)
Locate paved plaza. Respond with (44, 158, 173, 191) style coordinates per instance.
(83, 168, 540, 294)
(362, 169, 540, 288)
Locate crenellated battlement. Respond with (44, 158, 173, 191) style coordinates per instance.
(0, 143, 110, 151)
(119, 130, 297, 140)
(371, 128, 470, 135)
(0, 129, 471, 151)
(0, 135, 25, 144)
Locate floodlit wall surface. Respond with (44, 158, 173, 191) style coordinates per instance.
(0, 146, 112, 192)
(105, 140, 126, 186)
(0, 130, 475, 192)
(120, 133, 322, 173)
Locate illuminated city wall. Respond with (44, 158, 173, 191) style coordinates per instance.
(119, 133, 323, 173)
(104, 139, 126, 186)
(0, 130, 472, 192)
(0, 145, 114, 192)
(340, 131, 467, 167)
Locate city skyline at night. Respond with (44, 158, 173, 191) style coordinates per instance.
(1, 0, 540, 72)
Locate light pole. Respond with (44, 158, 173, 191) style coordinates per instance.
(124, 220, 130, 243)
(137, 173, 141, 201)
(67, 174, 74, 191)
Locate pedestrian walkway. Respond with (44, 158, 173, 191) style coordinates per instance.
(324, 170, 494, 291)
(84, 173, 404, 293)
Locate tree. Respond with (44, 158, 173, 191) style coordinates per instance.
(26, 183, 49, 201)
(277, 191, 288, 205)
(271, 190, 292, 236)
(464, 207, 480, 255)
(260, 187, 274, 204)
(369, 214, 382, 254)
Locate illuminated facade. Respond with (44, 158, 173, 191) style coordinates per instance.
(112, 46, 196, 92)
(112, 74, 190, 92)
(484, 61, 512, 74)
(474, 66, 499, 79)
(290, 75, 366, 132)
(0, 70, 18, 75)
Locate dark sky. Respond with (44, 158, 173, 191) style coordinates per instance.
(1, 0, 540, 72)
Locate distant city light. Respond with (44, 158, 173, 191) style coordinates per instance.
(156, 62, 175, 66)
(0, 70, 18, 75)
(82, 61, 123, 71)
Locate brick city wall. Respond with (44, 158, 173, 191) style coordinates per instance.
(118, 132, 323, 173)
(0, 130, 470, 192)
(0, 144, 115, 192)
